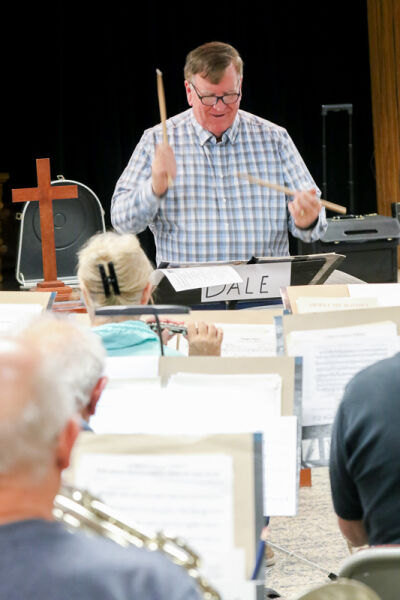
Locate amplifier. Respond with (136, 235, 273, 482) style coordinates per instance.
(294, 214, 400, 283)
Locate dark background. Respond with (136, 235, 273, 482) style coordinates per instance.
(1, 0, 376, 277)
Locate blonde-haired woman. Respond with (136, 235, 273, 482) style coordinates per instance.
(77, 231, 223, 357)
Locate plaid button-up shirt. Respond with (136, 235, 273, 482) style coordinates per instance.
(111, 109, 327, 264)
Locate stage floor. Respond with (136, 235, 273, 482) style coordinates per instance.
(265, 466, 350, 599)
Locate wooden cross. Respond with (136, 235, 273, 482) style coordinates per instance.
(12, 158, 78, 300)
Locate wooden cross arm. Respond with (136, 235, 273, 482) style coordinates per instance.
(12, 188, 41, 203)
(50, 184, 78, 200)
(12, 184, 79, 204)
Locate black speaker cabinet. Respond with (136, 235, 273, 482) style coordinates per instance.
(294, 215, 400, 283)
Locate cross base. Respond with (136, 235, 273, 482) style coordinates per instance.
(32, 280, 73, 302)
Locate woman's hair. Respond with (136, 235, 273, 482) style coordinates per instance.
(77, 231, 153, 308)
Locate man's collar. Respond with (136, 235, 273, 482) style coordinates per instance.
(189, 110, 240, 146)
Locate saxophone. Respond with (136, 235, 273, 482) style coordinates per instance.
(54, 485, 221, 600)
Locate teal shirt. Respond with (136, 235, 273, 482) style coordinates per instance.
(93, 320, 182, 357)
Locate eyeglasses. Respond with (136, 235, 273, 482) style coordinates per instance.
(190, 82, 241, 106)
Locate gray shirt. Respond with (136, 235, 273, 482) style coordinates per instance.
(0, 519, 201, 600)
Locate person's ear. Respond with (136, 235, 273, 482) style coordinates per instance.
(87, 376, 108, 416)
(140, 282, 152, 305)
(184, 80, 193, 106)
(56, 418, 80, 471)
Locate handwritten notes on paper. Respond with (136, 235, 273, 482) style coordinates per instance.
(287, 321, 400, 426)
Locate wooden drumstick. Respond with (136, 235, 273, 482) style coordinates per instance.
(237, 172, 347, 215)
(156, 69, 174, 188)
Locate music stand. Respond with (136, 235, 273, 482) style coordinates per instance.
(154, 253, 345, 309)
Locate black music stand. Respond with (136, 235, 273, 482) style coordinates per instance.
(153, 253, 345, 309)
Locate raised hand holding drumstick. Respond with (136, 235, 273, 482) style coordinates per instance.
(152, 70, 176, 197)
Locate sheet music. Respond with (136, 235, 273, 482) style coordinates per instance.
(164, 373, 282, 426)
(172, 323, 277, 357)
(287, 322, 400, 426)
(74, 453, 236, 581)
(263, 416, 298, 516)
(90, 373, 297, 516)
(104, 356, 159, 379)
(160, 265, 242, 291)
(348, 283, 400, 307)
(0, 303, 44, 333)
(295, 296, 378, 313)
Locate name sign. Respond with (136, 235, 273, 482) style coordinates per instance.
(200, 262, 291, 302)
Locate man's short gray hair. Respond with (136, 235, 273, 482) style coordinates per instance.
(0, 315, 106, 479)
(0, 338, 75, 478)
(17, 314, 106, 412)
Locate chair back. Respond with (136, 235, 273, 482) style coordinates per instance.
(339, 546, 400, 600)
(293, 577, 381, 599)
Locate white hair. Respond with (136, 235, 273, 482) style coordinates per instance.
(0, 315, 106, 479)
(0, 338, 75, 478)
(17, 314, 106, 411)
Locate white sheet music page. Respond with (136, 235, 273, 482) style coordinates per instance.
(160, 265, 242, 291)
(89, 379, 163, 434)
(287, 322, 400, 426)
(74, 453, 236, 582)
(348, 283, 400, 307)
(164, 373, 282, 428)
(171, 323, 277, 357)
(90, 374, 281, 434)
(0, 304, 44, 333)
(104, 356, 159, 379)
(295, 296, 378, 313)
(89, 373, 298, 516)
(263, 416, 298, 516)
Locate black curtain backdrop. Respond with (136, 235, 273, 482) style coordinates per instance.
(1, 0, 375, 267)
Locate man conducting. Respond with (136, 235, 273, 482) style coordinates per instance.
(111, 41, 327, 265)
(0, 322, 201, 600)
